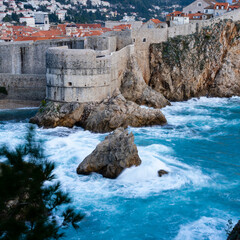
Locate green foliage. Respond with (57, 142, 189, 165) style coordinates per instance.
(39, 100, 47, 113)
(226, 219, 233, 236)
(23, 4, 34, 10)
(49, 13, 60, 23)
(2, 13, 23, 23)
(55, 0, 70, 4)
(41, 99, 47, 107)
(37, 5, 48, 12)
(2, 15, 12, 23)
(0, 126, 84, 240)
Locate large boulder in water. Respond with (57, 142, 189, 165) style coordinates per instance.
(228, 220, 240, 240)
(76, 128, 141, 179)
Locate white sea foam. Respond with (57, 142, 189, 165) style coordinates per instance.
(37, 126, 211, 204)
(175, 216, 232, 240)
(0, 96, 239, 217)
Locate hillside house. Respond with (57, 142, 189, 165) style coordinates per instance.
(214, 2, 229, 16)
(183, 0, 217, 14)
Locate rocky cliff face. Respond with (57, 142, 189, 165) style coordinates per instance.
(149, 20, 240, 101)
(120, 57, 170, 108)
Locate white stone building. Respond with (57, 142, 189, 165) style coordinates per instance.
(19, 16, 35, 27)
(183, 0, 217, 14)
(214, 2, 229, 16)
(34, 12, 49, 30)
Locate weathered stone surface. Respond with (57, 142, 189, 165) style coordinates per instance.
(149, 20, 240, 101)
(209, 44, 240, 97)
(158, 169, 169, 177)
(77, 91, 167, 133)
(121, 57, 170, 108)
(30, 92, 167, 132)
(76, 128, 141, 179)
(228, 220, 240, 240)
(30, 102, 87, 128)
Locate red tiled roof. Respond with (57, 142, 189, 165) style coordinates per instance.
(14, 36, 70, 41)
(167, 11, 185, 17)
(214, 2, 229, 10)
(188, 13, 204, 19)
(150, 19, 161, 24)
(228, 5, 240, 10)
(113, 24, 131, 30)
(76, 24, 101, 29)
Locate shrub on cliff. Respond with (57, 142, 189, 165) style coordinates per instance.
(0, 126, 84, 239)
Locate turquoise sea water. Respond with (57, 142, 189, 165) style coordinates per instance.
(0, 97, 239, 240)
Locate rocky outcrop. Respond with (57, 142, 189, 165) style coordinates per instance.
(78, 91, 167, 133)
(227, 220, 240, 240)
(76, 128, 141, 179)
(158, 169, 168, 177)
(149, 20, 240, 101)
(30, 91, 167, 133)
(30, 101, 87, 128)
(121, 57, 170, 108)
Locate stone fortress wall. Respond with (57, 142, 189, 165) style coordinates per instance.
(0, 9, 239, 104)
(0, 38, 84, 101)
(46, 43, 134, 102)
(0, 30, 132, 103)
(46, 30, 133, 102)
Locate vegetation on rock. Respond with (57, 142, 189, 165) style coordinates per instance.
(149, 20, 240, 101)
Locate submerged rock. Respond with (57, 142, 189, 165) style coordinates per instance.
(228, 220, 240, 240)
(76, 128, 141, 179)
(30, 91, 167, 133)
(158, 169, 169, 177)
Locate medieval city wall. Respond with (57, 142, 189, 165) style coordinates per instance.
(0, 73, 45, 101)
(46, 43, 134, 103)
(0, 36, 121, 103)
(0, 39, 84, 75)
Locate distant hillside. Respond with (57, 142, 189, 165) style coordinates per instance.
(107, 0, 196, 20)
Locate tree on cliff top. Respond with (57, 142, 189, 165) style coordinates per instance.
(0, 126, 84, 240)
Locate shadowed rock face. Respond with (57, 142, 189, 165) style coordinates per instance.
(76, 128, 141, 179)
(120, 57, 170, 109)
(228, 220, 240, 240)
(30, 91, 167, 133)
(149, 20, 240, 101)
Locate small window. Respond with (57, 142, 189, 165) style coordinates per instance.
(133, 38, 136, 42)
(143, 38, 146, 42)
(189, 11, 192, 14)
(68, 82, 72, 86)
(198, 2, 202, 7)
